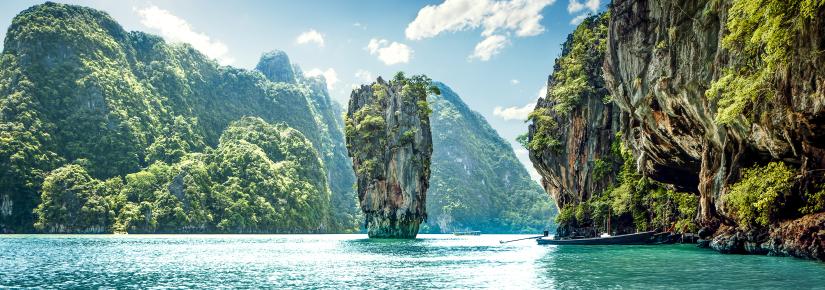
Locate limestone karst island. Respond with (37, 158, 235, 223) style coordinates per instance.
(1, 1, 824, 288)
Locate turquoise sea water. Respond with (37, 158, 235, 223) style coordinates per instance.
(1, 234, 824, 289)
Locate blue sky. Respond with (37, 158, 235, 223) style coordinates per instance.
(0, 0, 605, 181)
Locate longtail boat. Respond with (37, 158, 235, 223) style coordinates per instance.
(453, 231, 481, 236)
(536, 231, 656, 245)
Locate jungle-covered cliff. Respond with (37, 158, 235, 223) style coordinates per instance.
(0, 2, 358, 233)
(428, 82, 555, 234)
(527, 13, 697, 239)
(529, 0, 825, 260)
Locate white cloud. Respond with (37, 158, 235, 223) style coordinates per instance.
(482, 0, 555, 37)
(353, 22, 367, 30)
(136, 6, 234, 65)
(296, 29, 325, 47)
(405, 0, 555, 60)
(469, 34, 508, 61)
(511, 79, 520, 85)
(492, 84, 547, 121)
(570, 14, 588, 25)
(355, 69, 374, 83)
(568, 0, 600, 14)
(305, 68, 339, 91)
(405, 0, 490, 40)
(406, 0, 554, 39)
(538, 84, 548, 99)
(366, 38, 413, 65)
(568, 0, 599, 25)
(493, 102, 535, 121)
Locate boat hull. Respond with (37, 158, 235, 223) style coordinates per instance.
(536, 231, 656, 245)
(453, 231, 481, 236)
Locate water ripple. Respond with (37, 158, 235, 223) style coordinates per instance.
(1, 234, 823, 289)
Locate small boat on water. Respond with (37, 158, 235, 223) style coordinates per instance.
(453, 231, 481, 236)
(536, 231, 656, 245)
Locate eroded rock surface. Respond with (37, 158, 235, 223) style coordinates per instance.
(345, 76, 433, 238)
(528, 14, 621, 238)
(604, 0, 825, 259)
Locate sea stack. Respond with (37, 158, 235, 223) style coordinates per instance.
(345, 74, 436, 238)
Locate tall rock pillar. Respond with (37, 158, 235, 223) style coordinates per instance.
(345, 75, 435, 238)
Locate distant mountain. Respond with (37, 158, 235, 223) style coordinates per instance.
(256, 51, 361, 232)
(0, 2, 357, 233)
(425, 83, 555, 233)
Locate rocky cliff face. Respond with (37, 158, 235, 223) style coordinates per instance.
(345, 75, 433, 238)
(604, 0, 825, 259)
(527, 14, 622, 237)
(255, 50, 296, 83)
(605, 0, 721, 217)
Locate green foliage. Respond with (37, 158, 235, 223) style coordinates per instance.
(561, 137, 699, 234)
(33, 164, 114, 233)
(515, 133, 529, 149)
(555, 205, 575, 224)
(0, 3, 359, 232)
(345, 73, 437, 180)
(417, 100, 433, 117)
(592, 158, 610, 180)
(706, 0, 825, 124)
(401, 128, 417, 144)
(346, 103, 387, 178)
(723, 162, 795, 229)
(392, 72, 440, 119)
(548, 13, 609, 114)
(526, 13, 608, 155)
(35, 117, 334, 233)
(146, 116, 206, 164)
(527, 108, 562, 153)
(574, 202, 592, 224)
(372, 83, 388, 101)
(673, 192, 699, 233)
(800, 186, 825, 215)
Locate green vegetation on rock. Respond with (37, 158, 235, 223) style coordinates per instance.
(33, 117, 333, 233)
(707, 0, 825, 124)
(547, 12, 609, 114)
(0, 3, 353, 233)
(345, 73, 436, 238)
(527, 13, 609, 153)
(723, 162, 795, 229)
(801, 187, 825, 215)
(345, 72, 437, 180)
(556, 136, 698, 234)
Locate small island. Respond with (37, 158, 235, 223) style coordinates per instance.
(345, 73, 438, 238)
